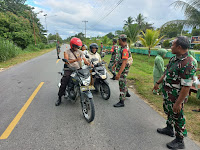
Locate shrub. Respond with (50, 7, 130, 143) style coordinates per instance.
(193, 44, 200, 50)
(36, 43, 46, 49)
(162, 40, 170, 48)
(0, 38, 22, 62)
(25, 44, 40, 51)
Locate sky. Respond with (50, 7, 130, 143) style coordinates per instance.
(25, 0, 186, 39)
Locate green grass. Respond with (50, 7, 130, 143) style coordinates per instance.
(103, 53, 200, 143)
(0, 47, 55, 69)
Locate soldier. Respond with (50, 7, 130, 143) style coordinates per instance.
(100, 42, 103, 56)
(108, 39, 118, 80)
(56, 41, 61, 59)
(113, 34, 131, 107)
(153, 36, 196, 149)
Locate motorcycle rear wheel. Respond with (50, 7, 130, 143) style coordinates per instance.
(81, 97, 95, 123)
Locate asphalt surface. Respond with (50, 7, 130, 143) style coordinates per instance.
(0, 44, 199, 150)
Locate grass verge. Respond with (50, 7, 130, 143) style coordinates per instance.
(0, 47, 55, 69)
(103, 53, 200, 144)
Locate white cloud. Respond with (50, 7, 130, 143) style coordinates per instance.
(29, 0, 186, 39)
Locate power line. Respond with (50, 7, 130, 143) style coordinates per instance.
(88, 0, 114, 27)
(90, 0, 124, 29)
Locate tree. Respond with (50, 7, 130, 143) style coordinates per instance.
(106, 32, 114, 39)
(143, 22, 154, 31)
(124, 24, 140, 48)
(134, 13, 146, 29)
(162, 0, 200, 28)
(102, 36, 111, 48)
(191, 28, 200, 36)
(115, 30, 124, 36)
(160, 23, 183, 38)
(139, 29, 164, 57)
(124, 16, 134, 27)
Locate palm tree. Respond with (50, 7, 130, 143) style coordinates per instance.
(124, 24, 140, 48)
(124, 16, 134, 27)
(139, 29, 164, 57)
(143, 22, 154, 31)
(162, 0, 200, 28)
(134, 13, 146, 29)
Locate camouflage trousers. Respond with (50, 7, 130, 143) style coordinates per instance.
(163, 99, 187, 139)
(119, 70, 129, 101)
(108, 61, 115, 75)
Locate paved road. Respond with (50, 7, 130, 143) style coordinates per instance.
(0, 44, 199, 150)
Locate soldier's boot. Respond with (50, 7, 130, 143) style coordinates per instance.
(126, 91, 131, 97)
(166, 137, 185, 149)
(113, 100, 124, 107)
(55, 96, 62, 106)
(157, 124, 175, 137)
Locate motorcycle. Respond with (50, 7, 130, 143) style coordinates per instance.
(58, 58, 96, 123)
(90, 59, 111, 100)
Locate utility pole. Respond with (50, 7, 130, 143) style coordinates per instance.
(27, 10, 43, 46)
(82, 20, 88, 39)
(44, 14, 48, 44)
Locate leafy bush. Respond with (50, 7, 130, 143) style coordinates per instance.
(37, 43, 46, 49)
(0, 38, 22, 62)
(193, 44, 200, 50)
(162, 40, 170, 48)
(25, 44, 40, 51)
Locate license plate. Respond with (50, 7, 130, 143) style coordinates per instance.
(80, 85, 95, 91)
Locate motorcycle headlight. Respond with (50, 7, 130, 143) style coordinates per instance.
(81, 76, 91, 86)
(100, 75, 107, 79)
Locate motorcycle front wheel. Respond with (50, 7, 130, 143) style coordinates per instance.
(100, 82, 110, 100)
(81, 97, 95, 123)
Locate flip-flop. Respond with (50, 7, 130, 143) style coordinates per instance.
(192, 109, 200, 112)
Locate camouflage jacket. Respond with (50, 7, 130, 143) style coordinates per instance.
(162, 52, 196, 102)
(110, 44, 119, 63)
(115, 45, 131, 73)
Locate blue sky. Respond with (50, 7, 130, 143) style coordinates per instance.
(26, 0, 186, 39)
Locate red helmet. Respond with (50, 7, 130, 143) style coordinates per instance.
(70, 37, 82, 48)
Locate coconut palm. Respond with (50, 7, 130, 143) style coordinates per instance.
(134, 13, 146, 29)
(124, 24, 140, 48)
(124, 16, 134, 27)
(162, 0, 200, 28)
(139, 29, 164, 57)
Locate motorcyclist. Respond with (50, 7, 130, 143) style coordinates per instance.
(80, 44, 89, 69)
(55, 37, 90, 106)
(87, 43, 102, 88)
(88, 43, 101, 65)
(81, 44, 88, 56)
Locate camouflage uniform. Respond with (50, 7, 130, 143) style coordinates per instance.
(162, 52, 196, 139)
(108, 44, 119, 75)
(56, 42, 60, 58)
(115, 45, 131, 101)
